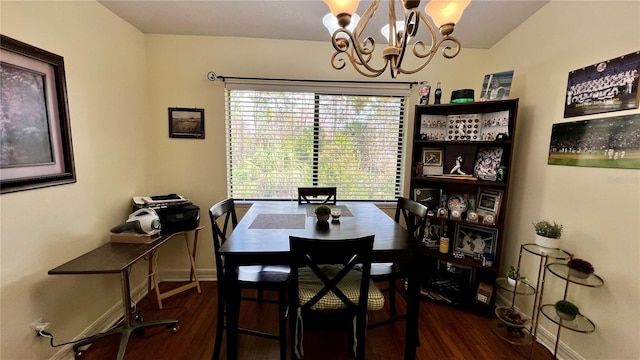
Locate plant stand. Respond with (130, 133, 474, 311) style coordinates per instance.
(534, 263, 604, 359)
(492, 244, 571, 348)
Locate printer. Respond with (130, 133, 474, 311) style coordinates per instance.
(132, 194, 200, 234)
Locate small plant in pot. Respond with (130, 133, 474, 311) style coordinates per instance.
(506, 265, 522, 287)
(533, 220, 563, 249)
(567, 258, 594, 279)
(314, 205, 332, 222)
(554, 300, 579, 321)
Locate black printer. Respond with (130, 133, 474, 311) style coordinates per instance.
(132, 194, 200, 234)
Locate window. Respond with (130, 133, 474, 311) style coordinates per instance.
(224, 80, 409, 201)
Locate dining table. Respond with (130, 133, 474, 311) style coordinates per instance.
(218, 201, 423, 360)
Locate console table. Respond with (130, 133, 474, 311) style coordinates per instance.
(48, 228, 201, 360)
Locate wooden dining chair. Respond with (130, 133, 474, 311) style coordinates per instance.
(297, 186, 337, 205)
(368, 197, 428, 329)
(288, 235, 384, 360)
(209, 198, 289, 360)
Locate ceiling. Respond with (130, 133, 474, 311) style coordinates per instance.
(97, 0, 549, 49)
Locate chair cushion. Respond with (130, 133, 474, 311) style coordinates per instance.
(297, 265, 384, 311)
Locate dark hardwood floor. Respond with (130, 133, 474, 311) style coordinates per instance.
(77, 281, 553, 360)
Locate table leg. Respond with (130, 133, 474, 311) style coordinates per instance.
(404, 255, 420, 360)
(224, 259, 240, 360)
(72, 268, 179, 360)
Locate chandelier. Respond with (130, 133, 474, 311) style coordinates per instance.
(323, 0, 470, 78)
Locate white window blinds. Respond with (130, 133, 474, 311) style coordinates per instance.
(224, 80, 409, 201)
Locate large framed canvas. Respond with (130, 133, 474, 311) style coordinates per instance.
(548, 113, 640, 169)
(0, 35, 76, 194)
(564, 51, 640, 118)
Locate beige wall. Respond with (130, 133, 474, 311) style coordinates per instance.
(1, 0, 638, 359)
(1, 1, 153, 359)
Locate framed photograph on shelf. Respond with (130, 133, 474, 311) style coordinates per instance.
(479, 70, 514, 101)
(480, 111, 510, 141)
(423, 218, 441, 249)
(0, 35, 76, 194)
(419, 114, 447, 141)
(454, 223, 499, 257)
(413, 188, 442, 212)
(422, 148, 444, 175)
(476, 187, 504, 225)
(473, 147, 504, 181)
(169, 108, 205, 139)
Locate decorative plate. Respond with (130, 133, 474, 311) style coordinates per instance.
(447, 195, 468, 212)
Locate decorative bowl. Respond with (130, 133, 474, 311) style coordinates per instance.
(495, 306, 530, 329)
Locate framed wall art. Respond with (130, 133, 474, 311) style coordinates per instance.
(0, 35, 76, 194)
(454, 223, 499, 258)
(168, 108, 205, 139)
(564, 51, 640, 118)
(548, 113, 639, 169)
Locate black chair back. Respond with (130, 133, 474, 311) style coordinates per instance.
(208, 198, 238, 283)
(297, 186, 337, 205)
(394, 197, 428, 242)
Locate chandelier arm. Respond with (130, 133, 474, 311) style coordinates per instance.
(394, 9, 419, 75)
(330, 27, 388, 77)
(437, 36, 462, 59)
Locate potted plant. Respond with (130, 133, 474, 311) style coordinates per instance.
(314, 205, 331, 222)
(506, 265, 522, 287)
(567, 258, 594, 279)
(533, 220, 563, 249)
(554, 300, 579, 321)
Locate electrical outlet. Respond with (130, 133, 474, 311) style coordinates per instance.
(30, 320, 50, 336)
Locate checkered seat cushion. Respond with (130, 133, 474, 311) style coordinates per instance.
(297, 265, 384, 311)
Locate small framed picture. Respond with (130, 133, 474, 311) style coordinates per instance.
(454, 223, 499, 257)
(169, 108, 205, 139)
(479, 70, 514, 101)
(473, 147, 504, 181)
(476, 187, 504, 224)
(422, 148, 444, 175)
(414, 188, 442, 212)
(423, 218, 441, 249)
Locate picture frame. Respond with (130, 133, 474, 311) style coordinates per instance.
(421, 148, 444, 175)
(548, 113, 640, 169)
(413, 187, 442, 212)
(473, 147, 504, 180)
(476, 187, 504, 224)
(0, 35, 76, 194)
(168, 108, 205, 139)
(454, 223, 499, 257)
(423, 218, 441, 249)
(564, 51, 640, 118)
(479, 70, 514, 102)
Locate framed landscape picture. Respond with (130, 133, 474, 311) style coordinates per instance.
(169, 108, 205, 139)
(0, 35, 76, 194)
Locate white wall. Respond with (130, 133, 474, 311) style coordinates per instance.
(1, 1, 638, 359)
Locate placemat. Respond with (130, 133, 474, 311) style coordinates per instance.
(248, 214, 306, 229)
(305, 205, 353, 217)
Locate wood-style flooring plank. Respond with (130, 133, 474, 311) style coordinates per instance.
(77, 281, 553, 360)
